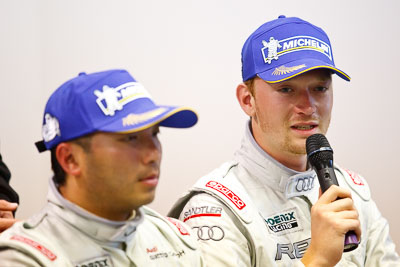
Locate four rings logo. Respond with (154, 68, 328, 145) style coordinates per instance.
(192, 226, 225, 241)
(205, 181, 246, 210)
(295, 176, 315, 192)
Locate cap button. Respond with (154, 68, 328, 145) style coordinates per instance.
(78, 72, 86, 76)
(278, 15, 286, 19)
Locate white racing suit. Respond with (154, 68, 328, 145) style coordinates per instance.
(0, 179, 204, 266)
(169, 122, 400, 266)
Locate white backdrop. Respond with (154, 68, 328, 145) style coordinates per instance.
(1, 0, 399, 252)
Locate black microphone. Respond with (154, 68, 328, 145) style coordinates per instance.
(306, 133, 358, 252)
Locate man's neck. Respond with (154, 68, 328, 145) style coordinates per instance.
(59, 178, 134, 221)
(271, 152, 308, 172)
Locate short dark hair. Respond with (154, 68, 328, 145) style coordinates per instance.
(244, 78, 256, 97)
(51, 135, 92, 186)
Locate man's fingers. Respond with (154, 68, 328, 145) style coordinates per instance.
(327, 197, 356, 212)
(318, 185, 352, 203)
(0, 200, 18, 211)
(0, 211, 14, 219)
(336, 209, 359, 220)
(0, 218, 17, 233)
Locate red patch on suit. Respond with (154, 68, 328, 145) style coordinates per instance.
(11, 235, 57, 261)
(166, 217, 190, 235)
(206, 181, 246, 210)
(345, 169, 365, 186)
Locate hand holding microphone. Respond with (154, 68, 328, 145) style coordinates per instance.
(306, 134, 359, 252)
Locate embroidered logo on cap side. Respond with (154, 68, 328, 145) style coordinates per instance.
(11, 235, 57, 261)
(206, 181, 246, 210)
(272, 64, 306, 76)
(42, 113, 60, 142)
(94, 82, 152, 116)
(261, 35, 332, 64)
(122, 107, 167, 126)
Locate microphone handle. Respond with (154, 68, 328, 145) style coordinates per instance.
(316, 167, 359, 252)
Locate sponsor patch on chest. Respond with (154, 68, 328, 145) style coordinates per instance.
(75, 255, 113, 267)
(345, 169, 365, 186)
(183, 205, 223, 222)
(264, 208, 303, 236)
(205, 181, 246, 210)
(166, 217, 190, 235)
(10, 235, 57, 261)
(275, 238, 311, 261)
(146, 248, 186, 260)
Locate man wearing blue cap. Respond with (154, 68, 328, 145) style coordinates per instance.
(169, 16, 400, 266)
(0, 69, 204, 266)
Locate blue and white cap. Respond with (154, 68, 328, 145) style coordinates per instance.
(241, 15, 350, 83)
(35, 69, 198, 152)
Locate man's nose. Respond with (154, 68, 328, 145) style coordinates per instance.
(294, 90, 316, 115)
(141, 137, 161, 164)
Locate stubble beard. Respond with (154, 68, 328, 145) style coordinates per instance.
(254, 105, 330, 157)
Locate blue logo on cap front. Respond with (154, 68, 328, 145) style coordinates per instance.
(261, 35, 333, 65)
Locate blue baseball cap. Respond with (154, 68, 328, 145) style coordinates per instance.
(241, 15, 350, 83)
(35, 69, 198, 152)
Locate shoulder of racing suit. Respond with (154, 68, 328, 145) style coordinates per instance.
(169, 162, 371, 223)
(0, 206, 200, 266)
(0, 211, 69, 266)
(334, 165, 371, 201)
(168, 161, 257, 225)
(142, 206, 199, 250)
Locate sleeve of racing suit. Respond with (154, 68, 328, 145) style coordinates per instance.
(365, 200, 400, 266)
(0, 248, 43, 266)
(179, 192, 252, 267)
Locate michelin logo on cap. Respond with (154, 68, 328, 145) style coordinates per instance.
(94, 82, 152, 116)
(261, 35, 332, 64)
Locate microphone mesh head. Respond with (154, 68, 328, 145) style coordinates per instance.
(306, 134, 333, 165)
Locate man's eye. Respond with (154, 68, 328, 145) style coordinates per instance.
(314, 86, 328, 92)
(278, 87, 292, 93)
(125, 135, 138, 141)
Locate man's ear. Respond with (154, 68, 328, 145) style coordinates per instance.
(55, 143, 84, 177)
(236, 82, 256, 117)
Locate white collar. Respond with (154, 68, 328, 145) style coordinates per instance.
(234, 121, 318, 199)
(47, 178, 144, 245)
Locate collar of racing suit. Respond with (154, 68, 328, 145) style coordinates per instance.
(46, 178, 144, 247)
(233, 120, 319, 200)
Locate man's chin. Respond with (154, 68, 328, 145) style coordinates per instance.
(286, 142, 307, 155)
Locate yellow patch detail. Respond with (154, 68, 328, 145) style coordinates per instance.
(272, 64, 307, 76)
(122, 107, 167, 126)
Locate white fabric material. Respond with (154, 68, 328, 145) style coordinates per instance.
(169, 121, 400, 266)
(0, 179, 204, 267)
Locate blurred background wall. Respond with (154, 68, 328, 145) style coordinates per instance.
(0, 0, 399, 251)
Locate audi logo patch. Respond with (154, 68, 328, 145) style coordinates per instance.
(192, 226, 225, 241)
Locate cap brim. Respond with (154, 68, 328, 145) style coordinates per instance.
(257, 58, 350, 83)
(34, 105, 198, 153)
(100, 105, 198, 134)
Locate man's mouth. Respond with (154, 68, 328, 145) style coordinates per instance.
(139, 173, 159, 187)
(291, 125, 317, 130)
